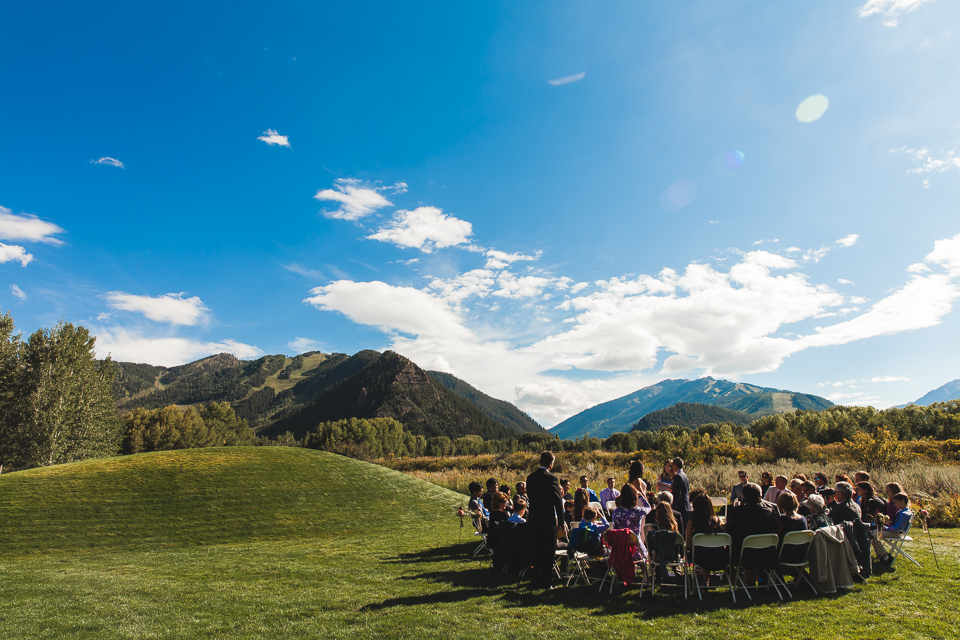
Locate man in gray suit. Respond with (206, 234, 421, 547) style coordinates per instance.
(526, 451, 565, 589)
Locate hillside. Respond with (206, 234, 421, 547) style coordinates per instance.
(428, 370, 544, 434)
(907, 379, 960, 406)
(550, 377, 833, 439)
(630, 402, 753, 432)
(115, 350, 545, 442)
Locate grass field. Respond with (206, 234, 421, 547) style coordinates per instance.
(1, 448, 958, 639)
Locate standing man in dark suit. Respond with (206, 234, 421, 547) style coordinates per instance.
(671, 457, 692, 533)
(526, 451, 565, 589)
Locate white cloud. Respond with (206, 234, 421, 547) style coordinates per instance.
(368, 206, 473, 252)
(893, 146, 960, 176)
(0, 244, 33, 266)
(10, 284, 26, 301)
(907, 262, 930, 273)
(90, 157, 125, 168)
(314, 178, 407, 221)
(485, 249, 540, 270)
(860, 0, 936, 26)
(427, 269, 496, 305)
(570, 282, 590, 294)
(548, 72, 586, 86)
(93, 328, 262, 366)
(257, 129, 291, 147)
(288, 337, 323, 353)
(836, 234, 859, 247)
(105, 292, 210, 326)
(0, 206, 65, 245)
(838, 278, 853, 285)
(924, 232, 960, 277)
(870, 376, 910, 382)
(493, 272, 554, 299)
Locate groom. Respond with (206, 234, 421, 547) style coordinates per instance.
(526, 451, 565, 589)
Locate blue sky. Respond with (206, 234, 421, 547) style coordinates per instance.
(2, 1, 959, 427)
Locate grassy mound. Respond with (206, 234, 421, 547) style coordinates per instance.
(0, 447, 459, 554)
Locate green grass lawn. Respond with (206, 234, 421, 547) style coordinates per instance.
(1, 447, 958, 639)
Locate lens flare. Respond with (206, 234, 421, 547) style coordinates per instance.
(660, 179, 698, 212)
(796, 94, 829, 122)
(713, 150, 745, 176)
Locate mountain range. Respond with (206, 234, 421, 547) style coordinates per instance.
(114, 350, 546, 442)
(549, 377, 834, 440)
(902, 379, 960, 407)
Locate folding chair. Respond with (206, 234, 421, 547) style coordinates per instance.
(471, 515, 490, 558)
(647, 530, 686, 597)
(734, 534, 783, 601)
(778, 530, 817, 597)
(690, 533, 736, 602)
(605, 500, 617, 517)
(598, 529, 646, 595)
(710, 497, 728, 524)
(882, 514, 921, 568)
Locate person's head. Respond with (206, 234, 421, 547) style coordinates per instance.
(793, 472, 807, 482)
(516, 481, 527, 496)
(854, 470, 870, 484)
(775, 475, 788, 490)
(502, 486, 512, 497)
(656, 490, 673, 505)
(629, 460, 645, 482)
(892, 493, 910, 510)
(564, 500, 574, 513)
(582, 506, 599, 523)
(672, 457, 684, 472)
(689, 488, 705, 504)
(742, 483, 762, 504)
(835, 473, 851, 485)
(606, 477, 616, 489)
(856, 482, 875, 500)
(789, 479, 802, 493)
(573, 488, 589, 520)
(760, 471, 773, 486)
(691, 493, 717, 529)
(814, 472, 828, 487)
(804, 493, 826, 515)
(491, 491, 507, 511)
(737, 470, 749, 484)
(468, 481, 482, 497)
(513, 497, 527, 515)
(579, 475, 590, 488)
(620, 484, 639, 509)
(777, 491, 799, 516)
(885, 482, 904, 499)
(560, 478, 571, 493)
(835, 481, 854, 502)
(821, 487, 836, 502)
(486, 478, 498, 492)
(655, 502, 678, 532)
(662, 462, 673, 476)
(799, 481, 817, 499)
(538, 451, 555, 469)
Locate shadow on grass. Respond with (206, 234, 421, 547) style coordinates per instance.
(362, 542, 849, 618)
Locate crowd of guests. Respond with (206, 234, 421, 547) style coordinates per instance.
(466, 453, 922, 589)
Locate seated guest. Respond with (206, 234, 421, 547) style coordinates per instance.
(481, 478, 499, 512)
(468, 481, 488, 519)
(883, 482, 905, 522)
(803, 494, 833, 530)
(611, 484, 652, 561)
(764, 475, 788, 504)
(685, 492, 723, 552)
(856, 482, 886, 525)
(792, 472, 807, 482)
(573, 488, 590, 522)
(579, 475, 600, 504)
(797, 481, 817, 516)
(789, 478, 803, 495)
(579, 506, 609, 533)
(657, 462, 674, 493)
(875, 492, 915, 565)
(759, 472, 774, 498)
(725, 483, 779, 558)
(854, 470, 870, 485)
(489, 492, 510, 523)
(599, 477, 620, 510)
(563, 500, 575, 528)
(657, 490, 684, 526)
(829, 482, 862, 525)
(501, 486, 513, 512)
(730, 470, 749, 505)
(560, 478, 574, 502)
(777, 492, 807, 539)
(508, 498, 528, 524)
(515, 481, 529, 507)
(652, 501, 679, 533)
(813, 472, 831, 496)
(835, 473, 852, 485)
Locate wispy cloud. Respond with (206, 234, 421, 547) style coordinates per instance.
(548, 71, 586, 86)
(105, 292, 210, 326)
(283, 263, 326, 280)
(892, 146, 960, 177)
(93, 327, 262, 366)
(860, 0, 935, 27)
(257, 128, 291, 147)
(90, 156, 125, 168)
(836, 234, 859, 247)
(0, 206, 65, 245)
(10, 284, 26, 301)
(288, 337, 324, 353)
(368, 206, 473, 253)
(0, 244, 33, 266)
(314, 178, 407, 221)
(485, 250, 541, 270)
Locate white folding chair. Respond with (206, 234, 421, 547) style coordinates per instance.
(690, 533, 736, 602)
(647, 530, 687, 597)
(778, 530, 817, 597)
(710, 496, 728, 523)
(735, 533, 783, 600)
(882, 514, 921, 568)
(605, 500, 617, 517)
